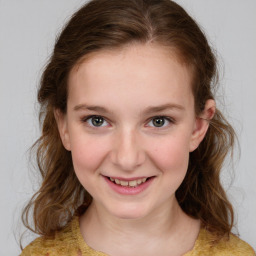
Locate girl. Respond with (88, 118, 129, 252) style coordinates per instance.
(21, 0, 255, 255)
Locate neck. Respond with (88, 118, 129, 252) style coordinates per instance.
(80, 198, 200, 256)
(86, 196, 180, 235)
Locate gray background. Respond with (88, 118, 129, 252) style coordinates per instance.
(0, 0, 255, 255)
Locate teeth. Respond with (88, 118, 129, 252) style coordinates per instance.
(128, 180, 137, 187)
(120, 180, 128, 186)
(109, 177, 148, 187)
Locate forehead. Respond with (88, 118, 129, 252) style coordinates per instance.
(67, 43, 194, 111)
(72, 43, 191, 76)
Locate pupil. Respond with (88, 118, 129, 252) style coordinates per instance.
(153, 117, 165, 127)
(92, 116, 103, 126)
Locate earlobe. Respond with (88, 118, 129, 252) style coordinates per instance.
(54, 109, 71, 151)
(189, 99, 216, 152)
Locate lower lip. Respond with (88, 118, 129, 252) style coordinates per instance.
(103, 176, 154, 195)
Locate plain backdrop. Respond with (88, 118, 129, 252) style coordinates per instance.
(0, 0, 255, 255)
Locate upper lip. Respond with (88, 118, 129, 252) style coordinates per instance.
(103, 175, 154, 181)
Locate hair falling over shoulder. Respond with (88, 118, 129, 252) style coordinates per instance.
(22, 0, 235, 245)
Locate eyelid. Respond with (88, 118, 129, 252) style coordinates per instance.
(81, 115, 110, 127)
(146, 116, 175, 128)
(80, 115, 175, 128)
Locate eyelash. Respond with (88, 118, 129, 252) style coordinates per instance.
(146, 116, 175, 128)
(81, 115, 110, 127)
(80, 115, 175, 128)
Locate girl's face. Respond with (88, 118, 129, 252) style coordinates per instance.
(57, 44, 212, 220)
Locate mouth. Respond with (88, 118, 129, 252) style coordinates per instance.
(106, 176, 153, 188)
(103, 175, 155, 195)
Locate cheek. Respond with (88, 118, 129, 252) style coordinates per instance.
(70, 135, 109, 173)
(148, 135, 190, 174)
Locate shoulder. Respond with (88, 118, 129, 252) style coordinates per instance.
(219, 234, 256, 256)
(214, 233, 255, 255)
(228, 234, 255, 252)
(191, 228, 255, 256)
(20, 218, 81, 256)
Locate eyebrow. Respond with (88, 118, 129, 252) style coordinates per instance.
(74, 104, 111, 114)
(73, 103, 184, 114)
(142, 103, 185, 115)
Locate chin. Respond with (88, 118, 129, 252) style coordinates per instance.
(106, 202, 151, 220)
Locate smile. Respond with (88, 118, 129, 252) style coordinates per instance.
(104, 176, 155, 195)
(109, 177, 147, 187)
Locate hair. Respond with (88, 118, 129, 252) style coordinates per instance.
(22, 0, 235, 244)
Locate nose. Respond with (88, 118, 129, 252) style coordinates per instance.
(110, 128, 146, 171)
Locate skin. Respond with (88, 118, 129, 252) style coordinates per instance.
(56, 43, 215, 256)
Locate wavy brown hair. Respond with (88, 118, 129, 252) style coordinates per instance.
(22, 0, 235, 244)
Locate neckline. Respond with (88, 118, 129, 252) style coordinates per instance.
(73, 216, 108, 255)
(72, 216, 204, 256)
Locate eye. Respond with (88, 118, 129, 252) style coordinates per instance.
(147, 116, 173, 128)
(83, 115, 109, 127)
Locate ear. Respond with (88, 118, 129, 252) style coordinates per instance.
(54, 109, 71, 151)
(189, 99, 215, 152)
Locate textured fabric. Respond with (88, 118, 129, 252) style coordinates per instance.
(21, 216, 255, 256)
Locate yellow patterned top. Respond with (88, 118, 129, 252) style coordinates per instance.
(21, 216, 255, 256)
